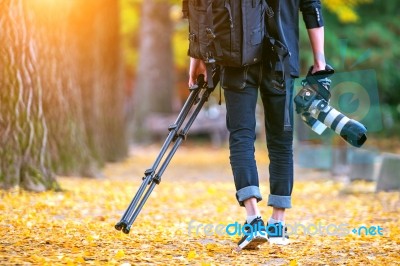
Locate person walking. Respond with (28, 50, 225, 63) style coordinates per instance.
(188, 0, 333, 250)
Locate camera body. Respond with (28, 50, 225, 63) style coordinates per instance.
(294, 82, 367, 148)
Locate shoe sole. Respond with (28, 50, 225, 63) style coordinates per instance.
(268, 237, 290, 245)
(238, 234, 268, 250)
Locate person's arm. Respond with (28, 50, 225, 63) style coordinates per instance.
(188, 57, 207, 87)
(300, 0, 327, 73)
(307, 27, 326, 73)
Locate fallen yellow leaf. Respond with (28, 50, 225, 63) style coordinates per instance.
(115, 249, 125, 260)
(187, 250, 197, 259)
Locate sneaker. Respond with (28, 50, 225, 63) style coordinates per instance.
(267, 222, 290, 245)
(237, 217, 268, 250)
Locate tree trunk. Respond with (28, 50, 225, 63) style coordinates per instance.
(0, 0, 128, 190)
(95, 0, 128, 162)
(132, 0, 176, 141)
(68, 0, 128, 166)
(0, 0, 58, 191)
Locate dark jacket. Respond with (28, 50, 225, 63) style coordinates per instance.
(277, 0, 324, 77)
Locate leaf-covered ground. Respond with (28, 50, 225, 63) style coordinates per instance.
(1, 144, 399, 265)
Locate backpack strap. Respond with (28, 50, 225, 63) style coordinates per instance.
(205, 62, 215, 88)
(265, 1, 278, 40)
(205, 2, 223, 62)
(204, 1, 219, 88)
(264, 0, 291, 79)
(265, 0, 292, 132)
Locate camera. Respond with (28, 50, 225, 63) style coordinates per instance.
(294, 78, 367, 148)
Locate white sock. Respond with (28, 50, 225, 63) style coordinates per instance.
(268, 217, 285, 226)
(246, 214, 261, 224)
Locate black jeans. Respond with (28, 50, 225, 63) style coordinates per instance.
(222, 61, 294, 208)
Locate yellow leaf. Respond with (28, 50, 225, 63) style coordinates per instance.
(75, 256, 85, 263)
(187, 250, 197, 259)
(115, 249, 125, 260)
(289, 259, 298, 266)
(205, 243, 218, 251)
(207, 186, 217, 195)
(29, 254, 43, 263)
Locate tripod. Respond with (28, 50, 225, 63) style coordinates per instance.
(115, 65, 220, 234)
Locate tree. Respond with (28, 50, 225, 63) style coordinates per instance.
(131, 0, 176, 141)
(67, 0, 128, 164)
(0, 0, 128, 191)
(0, 0, 59, 191)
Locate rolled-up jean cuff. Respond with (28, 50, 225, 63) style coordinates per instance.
(236, 186, 262, 206)
(268, 194, 292, 209)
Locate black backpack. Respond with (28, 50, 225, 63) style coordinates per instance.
(182, 0, 266, 67)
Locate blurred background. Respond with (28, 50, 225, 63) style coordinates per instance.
(0, 0, 399, 191)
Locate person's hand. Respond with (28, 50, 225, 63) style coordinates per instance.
(188, 57, 207, 87)
(295, 64, 334, 114)
(304, 64, 335, 101)
(310, 63, 327, 74)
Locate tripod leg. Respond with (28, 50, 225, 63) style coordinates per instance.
(154, 67, 220, 180)
(120, 89, 209, 232)
(155, 94, 210, 180)
(123, 181, 157, 234)
(116, 68, 220, 233)
(115, 83, 204, 232)
(143, 85, 202, 176)
(115, 174, 152, 231)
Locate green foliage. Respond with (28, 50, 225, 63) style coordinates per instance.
(323, 0, 373, 23)
(299, 1, 400, 135)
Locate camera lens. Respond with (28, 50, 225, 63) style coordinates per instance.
(310, 103, 367, 148)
